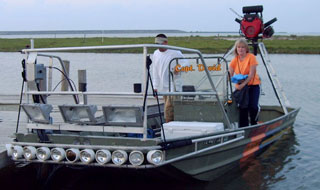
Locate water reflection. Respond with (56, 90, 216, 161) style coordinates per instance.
(0, 163, 202, 189)
(205, 128, 298, 190)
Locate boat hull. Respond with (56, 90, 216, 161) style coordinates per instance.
(164, 106, 299, 181)
(8, 106, 299, 182)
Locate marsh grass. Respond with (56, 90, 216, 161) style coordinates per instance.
(0, 36, 319, 54)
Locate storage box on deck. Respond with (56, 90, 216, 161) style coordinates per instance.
(161, 121, 224, 140)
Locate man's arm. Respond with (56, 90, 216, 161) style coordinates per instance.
(152, 55, 160, 91)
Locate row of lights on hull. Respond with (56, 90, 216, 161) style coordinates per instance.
(6, 145, 164, 166)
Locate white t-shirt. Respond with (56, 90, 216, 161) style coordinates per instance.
(152, 49, 188, 92)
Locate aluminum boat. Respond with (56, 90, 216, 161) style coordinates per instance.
(6, 42, 299, 181)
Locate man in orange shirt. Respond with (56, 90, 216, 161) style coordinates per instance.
(229, 39, 261, 127)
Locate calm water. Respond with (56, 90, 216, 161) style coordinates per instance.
(0, 52, 319, 189)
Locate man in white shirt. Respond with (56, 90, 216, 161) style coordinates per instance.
(152, 34, 187, 122)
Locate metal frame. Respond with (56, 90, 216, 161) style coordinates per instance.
(35, 53, 79, 104)
(26, 123, 144, 134)
(11, 141, 161, 151)
(258, 42, 289, 114)
(21, 44, 233, 139)
(168, 56, 230, 100)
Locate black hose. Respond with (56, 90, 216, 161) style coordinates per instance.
(48, 66, 79, 104)
(36, 82, 47, 104)
(15, 80, 25, 133)
(52, 79, 66, 92)
(160, 139, 192, 150)
(49, 67, 78, 91)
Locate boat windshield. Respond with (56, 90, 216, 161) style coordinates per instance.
(167, 56, 229, 101)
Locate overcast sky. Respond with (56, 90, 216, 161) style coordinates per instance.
(0, 0, 318, 33)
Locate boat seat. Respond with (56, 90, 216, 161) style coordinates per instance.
(182, 85, 196, 100)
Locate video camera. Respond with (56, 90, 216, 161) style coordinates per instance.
(235, 5, 277, 40)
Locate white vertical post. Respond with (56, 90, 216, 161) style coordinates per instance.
(101, 30, 104, 43)
(61, 60, 70, 91)
(78, 70, 87, 104)
(30, 39, 34, 49)
(142, 46, 148, 140)
(48, 57, 53, 91)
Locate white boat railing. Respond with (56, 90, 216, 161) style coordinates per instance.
(21, 44, 202, 54)
(26, 91, 221, 96)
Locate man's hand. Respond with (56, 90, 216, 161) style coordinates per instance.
(153, 89, 158, 98)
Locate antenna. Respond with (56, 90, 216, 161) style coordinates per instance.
(229, 8, 242, 18)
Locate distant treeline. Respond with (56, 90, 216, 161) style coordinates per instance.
(0, 29, 187, 35)
(0, 35, 319, 54)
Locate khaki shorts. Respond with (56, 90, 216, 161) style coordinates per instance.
(163, 96, 174, 122)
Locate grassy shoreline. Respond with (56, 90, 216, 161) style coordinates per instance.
(1, 36, 320, 54)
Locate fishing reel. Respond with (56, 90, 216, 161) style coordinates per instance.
(235, 5, 277, 40)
